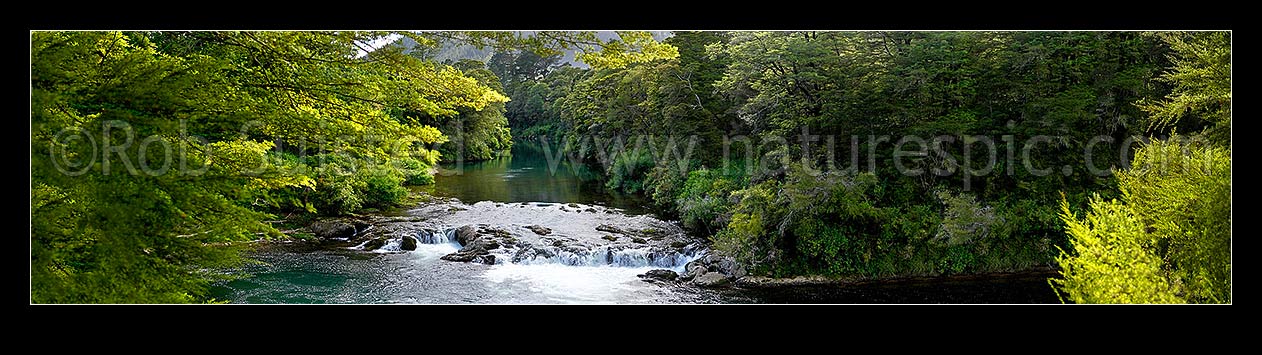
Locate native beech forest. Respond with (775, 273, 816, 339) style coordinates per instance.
(30, 31, 1230, 303)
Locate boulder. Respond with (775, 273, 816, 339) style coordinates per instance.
(351, 220, 371, 234)
(362, 237, 388, 251)
(596, 224, 623, 234)
(474, 255, 496, 265)
(601, 235, 618, 242)
(524, 225, 552, 236)
(631, 237, 647, 244)
(474, 239, 501, 251)
(309, 221, 356, 240)
(692, 272, 731, 288)
(714, 256, 748, 279)
(441, 252, 478, 262)
(400, 235, 418, 251)
(483, 227, 513, 239)
(638, 228, 664, 238)
(680, 262, 709, 281)
(512, 247, 556, 263)
(638, 269, 678, 282)
(454, 225, 478, 246)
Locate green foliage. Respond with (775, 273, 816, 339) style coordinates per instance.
(400, 59, 512, 162)
(696, 31, 1177, 277)
(1122, 138, 1231, 302)
(397, 157, 436, 186)
(29, 31, 519, 303)
(604, 147, 655, 193)
(782, 168, 885, 275)
(1138, 32, 1231, 144)
(675, 169, 739, 234)
(934, 190, 997, 247)
(436, 31, 678, 70)
(361, 168, 409, 208)
(301, 155, 413, 215)
(481, 31, 1227, 282)
(712, 181, 780, 268)
(1052, 138, 1230, 303)
(577, 31, 680, 70)
(1053, 194, 1185, 304)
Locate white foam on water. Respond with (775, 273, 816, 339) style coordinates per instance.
(478, 263, 666, 304)
(508, 246, 701, 271)
(408, 242, 462, 260)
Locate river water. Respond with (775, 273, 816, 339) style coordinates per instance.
(210, 141, 1060, 304)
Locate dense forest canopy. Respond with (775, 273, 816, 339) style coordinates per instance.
(30, 30, 1229, 303)
(488, 31, 1229, 302)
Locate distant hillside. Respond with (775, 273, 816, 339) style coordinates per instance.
(396, 36, 495, 63)
(397, 31, 673, 68)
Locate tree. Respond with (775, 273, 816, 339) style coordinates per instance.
(431, 59, 514, 161)
(1139, 31, 1231, 144)
(30, 31, 488, 302)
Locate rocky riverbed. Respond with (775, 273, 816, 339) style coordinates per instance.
(299, 197, 750, 291)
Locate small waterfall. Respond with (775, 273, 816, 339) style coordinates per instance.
(511, 245, 703, 270)
(349, 228, 460, 253)
(416, 228, 459, 245)
(378, 239, 401, 252)
(369, 226, 704, 271)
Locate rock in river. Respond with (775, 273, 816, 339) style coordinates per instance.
(692, 272, 732, 288)
(455, 225, 478, 246)
(362, 237, 388, 251)
(596, 224, 623, 234)
(441, 252, 478, 262)
(400, 235, 418, 251)
(638, 269, 678, 282)
(680, 262, 709, 281)
(524, 225, 552, 235)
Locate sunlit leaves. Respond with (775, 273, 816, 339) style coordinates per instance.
(1137, 31, 1231, 144)
(1053, 138, 1230, 303)
(30, 30, 501, 303)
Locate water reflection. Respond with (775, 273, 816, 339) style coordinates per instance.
(426, 140, 652, 215)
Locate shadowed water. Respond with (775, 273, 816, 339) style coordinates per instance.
(425, 140, 652, 215)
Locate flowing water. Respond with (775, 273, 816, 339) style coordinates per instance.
(212, 142, 712, 304)
(210, 141, 1060, 304)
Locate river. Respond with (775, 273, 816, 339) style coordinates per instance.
(210, 141, 1060, 304)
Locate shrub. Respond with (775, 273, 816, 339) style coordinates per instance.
(1052, 195, 1184, 303)
(360, 168, 408, 208)
(1052, 137, 1230, 303)
(303, 154, 413, 215)
(933, 190, 996, 246)
(712, 181, 780, 268)
(396, 157, 436, 186)
(675, 169, 738, 234)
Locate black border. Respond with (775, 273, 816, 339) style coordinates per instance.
(26, 7, 1233, 30)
